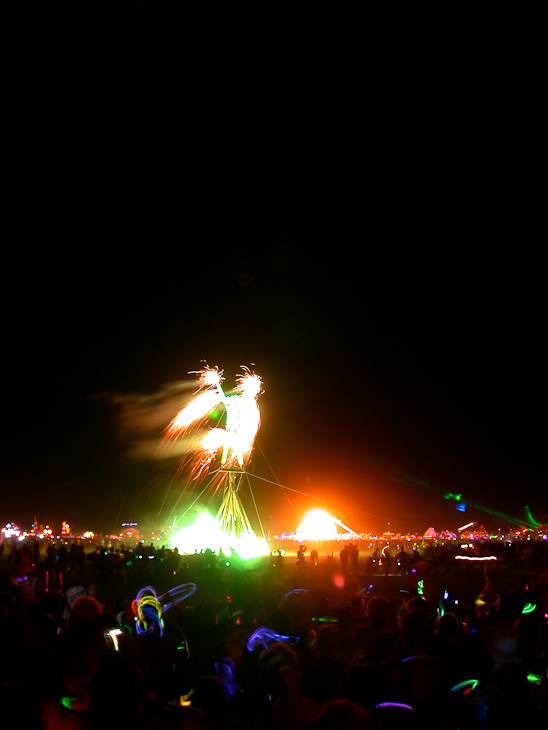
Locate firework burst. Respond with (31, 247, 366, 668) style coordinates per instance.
(166, 365, 268, 558)
(166, 365, 263, 494)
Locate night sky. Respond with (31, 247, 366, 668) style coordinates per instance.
(2, 3, 544, 537)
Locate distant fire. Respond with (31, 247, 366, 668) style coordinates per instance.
(296, 510, 338, 542)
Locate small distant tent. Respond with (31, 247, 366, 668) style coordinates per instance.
(424, 527, 437, 538)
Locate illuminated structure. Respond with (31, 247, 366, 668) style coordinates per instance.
(167, 366, 267, 555)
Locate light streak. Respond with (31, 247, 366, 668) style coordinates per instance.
(450, 679, 479, 694)
(161, 583, 197, 612)
(458, 521, 476, 532)
(105, 628, 123, 651)
(246, 626, 299, 652)
(284, 589, 308, 598)
(454, 555, 497, 561)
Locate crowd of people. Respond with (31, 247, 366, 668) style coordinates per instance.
(1, 538, 547, 729)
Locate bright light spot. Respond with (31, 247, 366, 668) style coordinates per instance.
(296, 509, 338, 541)
(2, 523, 21, 538)
(171, 513, 269, 559)
(237, 372, 262, 397)
(201, 367, 223, 388)
(171, 391, 221, 430)
(201, 428, 226, 455)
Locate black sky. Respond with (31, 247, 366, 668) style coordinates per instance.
(2, 3, 545, 537)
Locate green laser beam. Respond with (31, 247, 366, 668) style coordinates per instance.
(393, 472, 538, 529)
(524, 505, 540, 528)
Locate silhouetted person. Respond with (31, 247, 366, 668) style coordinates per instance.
(340, 545, 349, 575)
